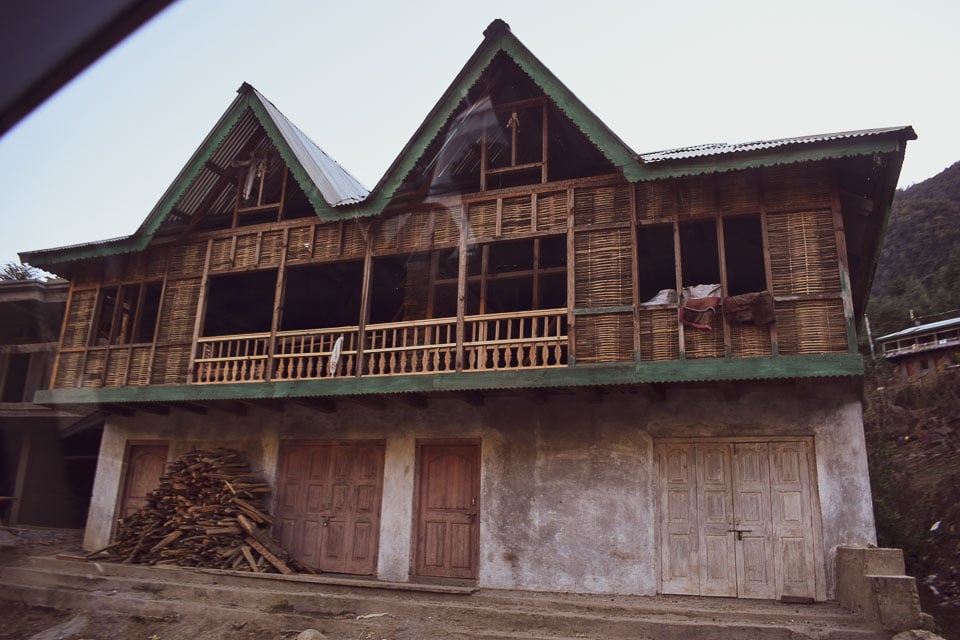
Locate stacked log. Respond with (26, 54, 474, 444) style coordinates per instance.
(88, 448, 308, 574)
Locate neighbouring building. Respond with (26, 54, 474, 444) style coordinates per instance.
(20, 20, 914, 601)
(877, 317, 960, 380)
(0, 279, 101, 526)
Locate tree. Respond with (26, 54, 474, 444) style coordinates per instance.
(0, 261, 46, 281)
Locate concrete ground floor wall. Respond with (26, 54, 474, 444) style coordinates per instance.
(82, 379, 876, 601)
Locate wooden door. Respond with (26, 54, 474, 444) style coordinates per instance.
(414, 442, 480, 580)
(658, 440, 817, 600)
(119, 444, 168, 518)
(273, 441, 384, 575)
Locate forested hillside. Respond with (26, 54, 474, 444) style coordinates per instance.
(868, 161, 960, 338)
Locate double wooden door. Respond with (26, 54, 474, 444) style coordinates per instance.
(273, 441, 385, 575)
(414, 442, 480, 580)
(659, 440, 818, 599)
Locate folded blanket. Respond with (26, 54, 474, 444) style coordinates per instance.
(680, 296, 721, 331)
(723, 291, 776, 326)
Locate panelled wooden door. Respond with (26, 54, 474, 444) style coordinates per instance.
(119, 444, 168, 518)
(273, 441, 385, 575)
(659, 440, 817, 600)
(414, 442, 480, 580)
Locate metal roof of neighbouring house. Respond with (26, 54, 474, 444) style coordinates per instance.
(877, 316, 960, 342)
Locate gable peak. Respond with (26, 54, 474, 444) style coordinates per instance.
(484, 19, 511, 39)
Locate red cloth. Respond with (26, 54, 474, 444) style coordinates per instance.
(680, 296, 720, 331)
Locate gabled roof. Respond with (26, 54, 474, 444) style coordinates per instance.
(22, 84, 368, 265)
(21, 19, 915, 269)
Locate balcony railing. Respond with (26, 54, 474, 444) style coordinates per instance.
(192, 308, 568, 384)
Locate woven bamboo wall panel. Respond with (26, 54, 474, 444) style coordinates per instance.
(101, 256, 125, 285)
(145, 245, 170, 279)
(81, 350, 106, 388)
(717, 170, 761, 214)
(167, 241, 206, 277)
(372, 216, 400, 253)
(62, 289, 97, 349)
(126, 346, 153, 385)
(639, 308, 679, 361)
(259, 230, 284, 267)
(501, 196, 532, 236)
(684, 325, 725, 359)
(341, 221, 366, 258)
(574, 184, 631, 226)
(286, 225, 312, 262)
(677, 175, 717, 218)
(574, 228, 632, 308)
(575, 313, 633, 363)
(396, 211, 433, 253)
(104, 349, 130, 387)
(537, 191, 567, 232)
(729, 323, 772, 358)
(156, 278, 201, 344)
(433, 205, 463, 246)
(767, 210, 840, 295)
(762, 164, 832, 212)
(54, 352, 82, 388)
(638, 180, 676, 221)
(313, 224, 340, 260)
(209, 238, 233, 271)
(151, 345, 191, 385)
(468, 201, 497, 242)
(776, 299, 847, 354)
(232, 234, 258, 269)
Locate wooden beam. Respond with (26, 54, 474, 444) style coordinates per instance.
(135, 403, 171, 416)
(209, 400, 248, 417)
(173, 401, 208, 415)
(293, 397, 337, 414)
(100, 404, 136, 417)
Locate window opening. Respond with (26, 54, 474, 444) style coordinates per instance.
(1, 353, 31, 402)
(637, 225, 677, 304)
(679, 221, 720, 290)
(281, 262, 363, 330)
(465, 236, 566, 314)
(370, 254, 433, 324)
(723, 216, 766, 296)
(90, 282, 163, 346)
(203, 271, 277, 336)
(481, 99, 548, 191)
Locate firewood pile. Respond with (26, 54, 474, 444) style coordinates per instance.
(88, 448, 308, 574)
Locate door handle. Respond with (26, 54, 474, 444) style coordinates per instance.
(466, 512, 477, 523)
(727, 528, 752, 541)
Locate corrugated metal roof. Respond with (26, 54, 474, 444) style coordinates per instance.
(250, 86, 369, 206)
(640, 126, 913, 163)
(876, 316, 960, 342)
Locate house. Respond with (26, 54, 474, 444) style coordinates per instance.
(877, 316, 960, 380)
(20, 20, 914, 601)
(0, 279, 101, 527)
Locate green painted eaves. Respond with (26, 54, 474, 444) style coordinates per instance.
(34, 353, 863, 405)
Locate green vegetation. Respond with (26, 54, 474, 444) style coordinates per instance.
(868, 161, 960, 338)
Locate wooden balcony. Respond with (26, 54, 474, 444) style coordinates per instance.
(192, 308, 568, 384)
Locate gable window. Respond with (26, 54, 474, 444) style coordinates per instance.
(90, 282, 162, 346)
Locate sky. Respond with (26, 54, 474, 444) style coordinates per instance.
(0, 0, 957, 270)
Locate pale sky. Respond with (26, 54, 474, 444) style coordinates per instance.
(1, 0, 957, 270)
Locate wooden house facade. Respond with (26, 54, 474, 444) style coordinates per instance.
(22, 21, 913, 601)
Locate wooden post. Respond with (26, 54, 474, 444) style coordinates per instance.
(356, 226, 374, 377)
(566, 186, 576, 363)
(716, 215, 732, 357)
(758, 170, 779, 355)
(831, 173, 858, 353)
(456, 217, 468, 371)
(541, 103, 549, 184)
(630, 183, 641, 357)
(186, 239, 214, 384)
(673, 212, 685, 358)
(9, 427, 32, 525)
(266, 228, 290, 381)
(48, 283, 75, 389)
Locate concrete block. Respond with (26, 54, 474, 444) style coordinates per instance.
(836, 546, 922, 632)
(871, 575, 922, 631)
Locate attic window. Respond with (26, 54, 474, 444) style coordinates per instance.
(482, 98, 548, 190)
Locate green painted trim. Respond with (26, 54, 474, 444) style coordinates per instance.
(573, 306, 634, 316)
(34, 353, 864, 406)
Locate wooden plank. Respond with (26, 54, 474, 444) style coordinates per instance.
(541, 102, 549, 184)
(716, 215, 732, 357)
(673, 218, 685, 358)
(566, 186, 576, 362)
(245, 536, 293, 574)
(758, 170, 779, 355)
(240, 545, 260, 572)
(265, 227, 289, 381)
(456, 220, 468, 371)
(356, 225, 374, 376)
(830, 174, 858, 353)
(630, 183, 641, 356)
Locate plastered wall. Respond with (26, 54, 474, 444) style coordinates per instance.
(83, 379, 873, 599)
